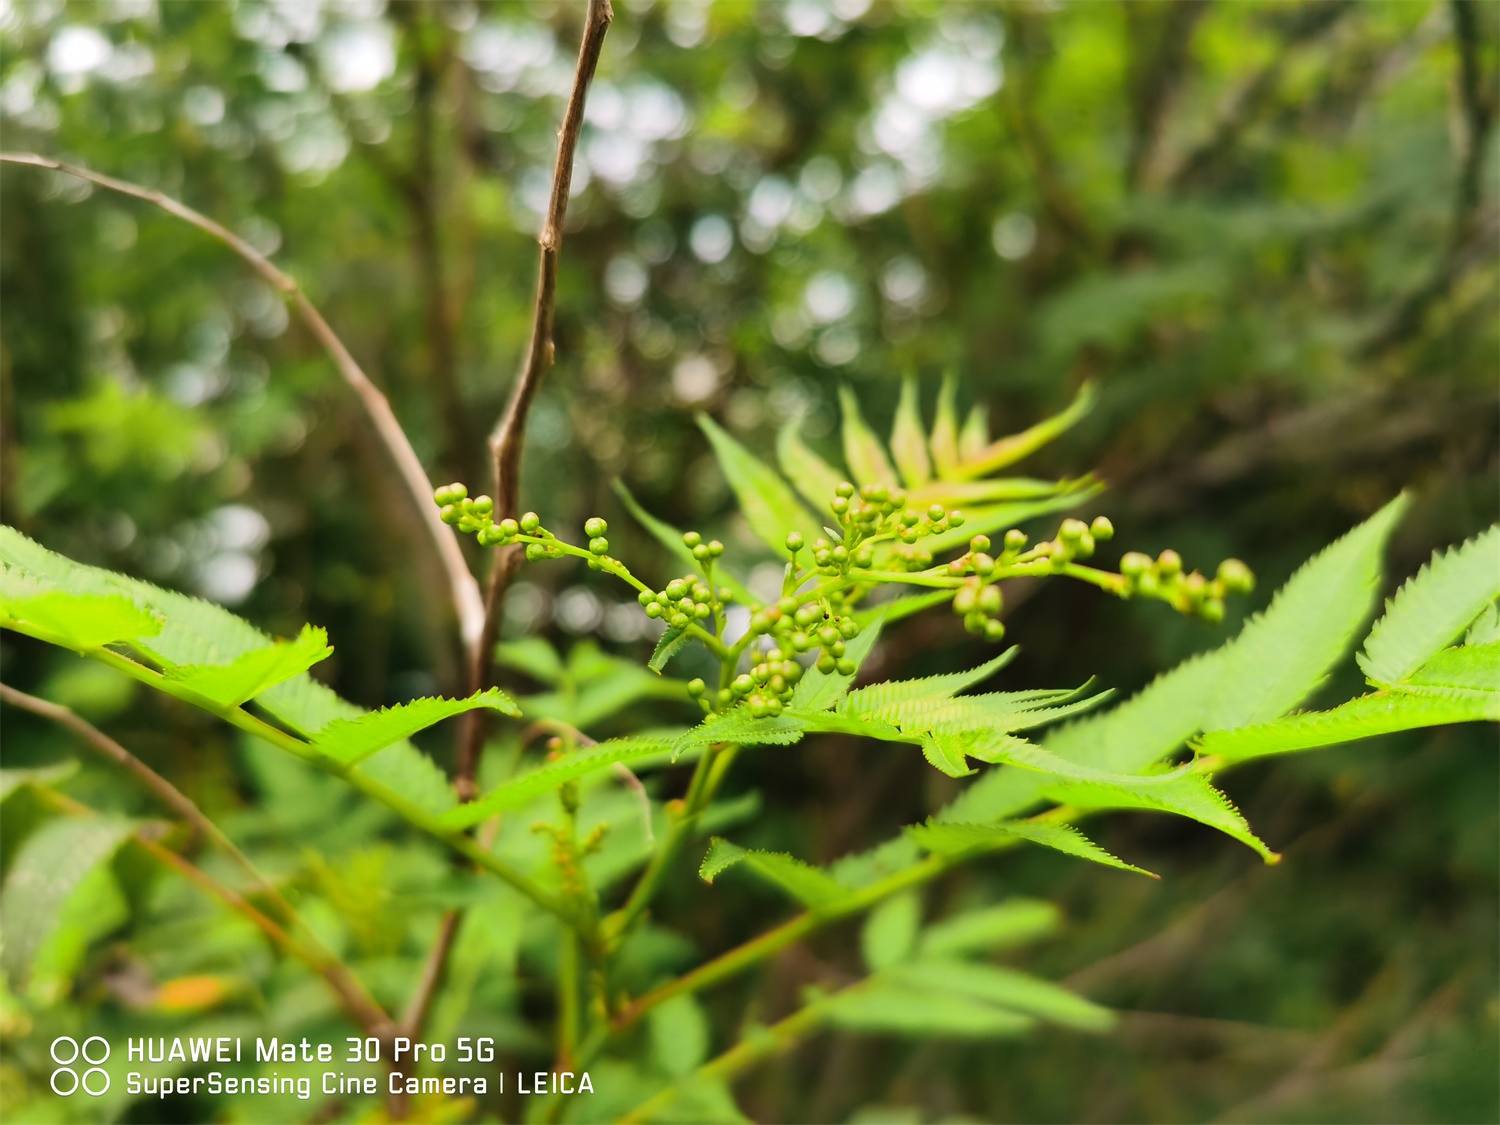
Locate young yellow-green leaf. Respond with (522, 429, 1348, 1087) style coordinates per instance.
(697, 414, 819, 552)
(956, 381, 1096, 479)
(164, 625, 333, 708)
(1042, 773, 1278, 863)
(1397, 641, 1500, 695)
(959, 403, 989, 463)
(822, 982, 1033, 1037)
(1196, 689, 1500, 764)
(494, 636, 566, 686)
(839, 386, 897, 486)
(918, 489, 1102, 556)
(841, 649, 1019, 718)
(862, 890, 922, 971)
(919, 899, 1060, 958)
(907, 474, 1097, 508)
(441, 734, 681, 829)
(0, 588, 161, 651)
(1, 815, 138, 986)
(0, 762, 80, 806)
(929, 372, 962, 478)
(699, 837, 851, 908)
(888, 961, 1114, 1032)
(1359, 524, 1500, 686)
(311, 688, 518, 766)
(1204, 494, 1409, 732)
(777, 419, 847, 512)
(890, 377, 932, 487)
(907, 819, 1157, 877)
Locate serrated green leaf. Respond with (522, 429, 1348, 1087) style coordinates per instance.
(959, 403, 989, 462)
(1042, 773, 1278, 863)
(865, 688, 1109, 738)
(920, 732, 977, 777)
(1, 815, 137, 985)
(862, 890, 922, 971)
(1466, 602, 1500, 646)
(822, 983, 1033, 1037)
(908, 474, 1097, 508)
(353, 742, 459, 819)
(919, 899, 1060, 958)
(893, 961, 1112, 1032)
(612, 480, 756, 605)
(890, 377, 932, 487)
(777, 420, 846, 512)
(789, 611, 886, 711)
(312, 689, 518, 765)
(907, 819, 1156, 877)
(1359, 524, 1500, 686)
(0, 588, 161, 650)
(839, 386, 898, 486)
(649, 993, 710, 1077)
(441, 735, 681, 829)
(1196, 690, 1500, 764)
(672, 711, 806, 761)
(698, 414, 818, 553)
(930, 372, 962, 478)
(1398, 641, 1500, 694)
(649, 625, 692, 674)
(956, 381, 1096, 479)
(698, 837, 851, 908)
(165, 625, 332, 707)
(1204, 495, 1409, 732)
(494, 636, 565, 686)
(841, 649, 1019, 718)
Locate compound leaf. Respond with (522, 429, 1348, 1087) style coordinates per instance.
(777, 420, 846, 512)
(908, 819, 1156, 877)
(698, 414, 818, 553)
(839, 386, 897, 486)
(699, 837, 851, 908)
(919, 899, 1060, 958)
(888, 961, 1113, 1032)
(311, 689, 518, 766)
(890, 377, 932, 487)
(165, 625, 333, 707)
(821, 983, 1033, 1037)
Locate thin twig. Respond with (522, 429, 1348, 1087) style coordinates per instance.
(400, 910, 463, 1037)
(0, 152, 485, 648)
(0, 682, 294, 916)
(455, 0, 614, 800)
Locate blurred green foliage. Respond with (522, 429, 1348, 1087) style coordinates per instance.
(1, 0, 1495, 1122)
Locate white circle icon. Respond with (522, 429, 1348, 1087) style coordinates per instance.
(50, 1036, 110, 1096)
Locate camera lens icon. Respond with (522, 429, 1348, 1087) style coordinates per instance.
(50, 1036, 110, 1096)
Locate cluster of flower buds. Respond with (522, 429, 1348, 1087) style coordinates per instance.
(947, 534, 1008, 642)
(639, 571, 727, 631)
(769, 602, 861, 675)
(689, 646, 807, 717)
(1119, 549, 1254, 622)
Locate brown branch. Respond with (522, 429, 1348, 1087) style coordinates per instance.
(401, 909, 462, 1037)
(454, 0, 614, 802)
(0, 152, 485, 648)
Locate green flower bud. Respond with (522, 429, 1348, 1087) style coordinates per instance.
(983, 619, 1006, 643)
(584, 516, 607, 538)
(948, 510, 964, 528)
(795, 604, 820, 626)
(818, 625, 840, 648)
(978, 585, 1002, 614)
(835, 657, 856, 676)
(831, 545, 849, 564)
(1199, 597, 1225, 624)
(477, 525, 504, 547)
(785, 531, 804, 553)
(718, 587, 733, 600)
(835, 481, 855, 498)
(927, 503, 946, 522)
(817, 654, 837, 674)
(683, 530, 702, 548)
(717, 689, 733, 707)
(666, 579, 688, 601)
(693, 583, 712, 600)
(1004, 529, 1028, 551)
(645, 601, 663, 619)
(1120, 551, 1152, 577)
(1073, 532, 1096, 558)
(709, 540, 724, 557)
(830, 640, 846, 658)
(1217, 558, 1255, 594)
(469, 495, 493, 516)
(749, 697, 769, 719)
(440, 504, 462, 525)
(434, 482, 468, 505)
(838, 617, 859, 639)
(692, 543, 711, 560)
(525, 543, 548, 561)
(963, 611, 986, 634)
(831, 496, 850, 516)
(638, 590, 655, 607)
(687, 678, 706, 697)
(669, 612, 690, 628)
(1090, 516, 1114, 541)
(1136, 571, 1160, 595)
(499, 518, 519, 539)
(953, 585, 978, 615)
(1157, 549, 1182, 576)
(972, 553, 996, 577)
(751, 664, 770, 685)
(814, 549, 833, 567)
(733, 674, 754, 696)
(782, 661, 804, 683)
(791, 631, 812, 652)
(520, 512, 541, 534)
(1059, 518, 1088, 543)
(589, 537, 610, 556)
(768, 674, 786, 694)
(969, 535, 991, 554)
(888, 489, 906, 508)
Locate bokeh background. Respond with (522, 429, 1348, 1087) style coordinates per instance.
(2, 1, 1497, 1122)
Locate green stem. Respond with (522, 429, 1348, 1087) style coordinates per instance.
(557, 928, 580, 1069)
